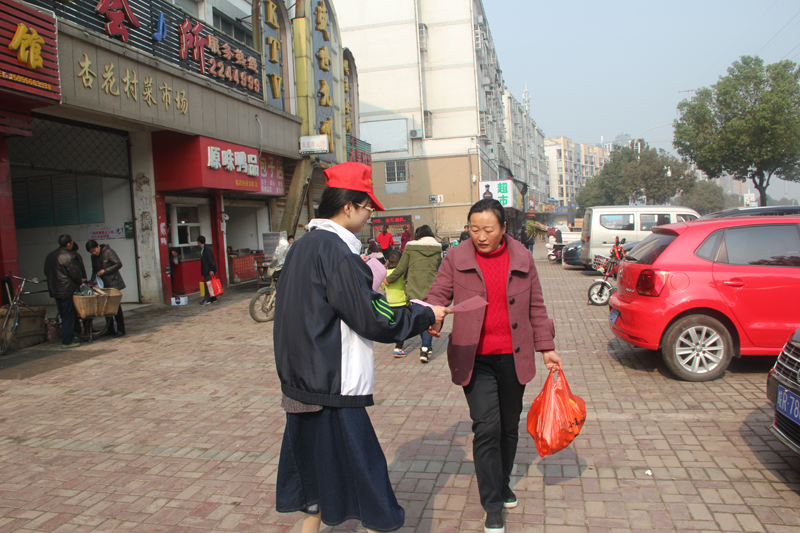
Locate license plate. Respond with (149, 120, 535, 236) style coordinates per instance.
(609, 308, 620, 324)
(777, 385, 800, 426)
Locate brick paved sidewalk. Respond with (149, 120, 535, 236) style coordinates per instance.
(0, 252, 799, 533)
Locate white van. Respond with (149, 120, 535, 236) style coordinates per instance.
(579, 205, 700, 268)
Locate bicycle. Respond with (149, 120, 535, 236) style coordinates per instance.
(1, 274, 109, 355)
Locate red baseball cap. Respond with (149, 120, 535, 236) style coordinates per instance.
(323, 162, 385, 212)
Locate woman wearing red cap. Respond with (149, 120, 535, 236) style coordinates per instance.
(274, 162, 450, 533)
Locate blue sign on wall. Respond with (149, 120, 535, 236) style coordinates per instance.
(556, 206, 569, 214)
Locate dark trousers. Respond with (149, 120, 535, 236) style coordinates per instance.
(203, 274, 217, 302)
(55, 297, 75, 345)
(463, 353, 526, 512)
(421, 329, 432, 349)
(380, 247, 392, 258)
(106, 305, 125, 334)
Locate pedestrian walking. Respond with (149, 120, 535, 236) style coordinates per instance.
(381, 249, 408, 357)
(400, 225, 411, 251)
(376, 224, 394, 257)
(459, 224, 470, 243)
(425, 198, 562, 533)
(43, 234, 83, 349)
(86, 240, 126, 337)
(383, 224, 442, 363)
(197, 236, 218, 305)
(273, 161, 449, 533)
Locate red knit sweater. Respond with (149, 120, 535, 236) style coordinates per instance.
(475, 240, 513, 355)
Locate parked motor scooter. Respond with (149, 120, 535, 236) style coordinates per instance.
(249, 238, 290, 322)
(587, 237, 626, 306)
(546, 242, 564, 263)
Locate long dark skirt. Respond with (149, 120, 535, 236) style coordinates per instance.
(276, 406, 405, 532)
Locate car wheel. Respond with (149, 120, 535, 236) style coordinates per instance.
(662, 315, 734, 382)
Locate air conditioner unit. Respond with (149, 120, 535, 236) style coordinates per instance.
(409, 129, 422, 138)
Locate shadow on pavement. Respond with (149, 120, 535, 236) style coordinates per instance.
(0, 347, 112, 379)
(739, 407, 800, 491)
(606, 338, 667, 376)
(387, 424, 466, 533)
(534, 446, 589, 485)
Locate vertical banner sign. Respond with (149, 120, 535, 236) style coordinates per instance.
(312, 0, 335, 156)
(262, 0, 284, 110)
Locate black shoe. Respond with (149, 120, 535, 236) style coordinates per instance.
(102, 329, 116, 337)
(502, 486, 518, 509)
(114, 331, 125, 338)
(420, 347, 430, 363)
(484, 511, 504, 533)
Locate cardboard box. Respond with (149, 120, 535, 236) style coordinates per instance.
(0, 306, 46, 350)
(171, 296, 188, 306)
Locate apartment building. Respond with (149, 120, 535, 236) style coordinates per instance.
(545, 136, 610, 208)
(502, 88, 548, 213)
(335, 0, 537, 237)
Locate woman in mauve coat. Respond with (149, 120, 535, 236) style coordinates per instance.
(424, 198, 562, 533)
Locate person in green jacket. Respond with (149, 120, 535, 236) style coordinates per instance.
(384, 225, 442, 363)
(381, 250, 408, 358)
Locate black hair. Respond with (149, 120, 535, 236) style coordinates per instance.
(85, 240, 99, 252)
(70, 242, 79, 252)
(197, 235, 206, 244)
(467, 198, 506, 228)
(58, 234, 72, 248)
(414, 225, 434, 239)
(318, 187, 370, 219)
(387, 249, 402, 268)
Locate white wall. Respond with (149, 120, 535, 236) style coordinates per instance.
(14, 175, 140, 306)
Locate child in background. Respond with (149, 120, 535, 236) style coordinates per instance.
(382, 250, 408, 357)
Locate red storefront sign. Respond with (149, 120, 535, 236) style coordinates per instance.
(152, 131, 285, 195)
(0, 0, 60, 136)
(371, 215, 411, 225)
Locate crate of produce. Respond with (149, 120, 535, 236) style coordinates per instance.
(73, 288, 122, 319)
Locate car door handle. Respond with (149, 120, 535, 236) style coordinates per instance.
(723, 279, 745, 287)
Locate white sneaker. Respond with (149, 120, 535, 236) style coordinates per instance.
(420, 347, 430, 363)
(393, 348, 407, 357)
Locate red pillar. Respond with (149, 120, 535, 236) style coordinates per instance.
(155, 193, 173, 304)
(0, 136, 19, 279)
(212, 191, 227, 288)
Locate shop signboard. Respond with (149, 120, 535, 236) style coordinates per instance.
(0, 0, 60, 105)
(556, 206, 569, 214)
(23, 0, 270, 102)
(370, 215, 411, 244)
(478, 180, 523, 210)
(346, 134, 371, 165)
(311, 0, 336, 160)
(527, 196, 536, 213)
(300, 135, 328, 154)
(88, 225, 125, 240)
(153, 132, 285, 195)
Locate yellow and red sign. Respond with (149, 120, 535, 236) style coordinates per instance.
(0, 0, 60, 103)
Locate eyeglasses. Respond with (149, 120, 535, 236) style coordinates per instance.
(354, 202, 375, 215)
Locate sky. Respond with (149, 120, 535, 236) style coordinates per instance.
(483, 0, 800, 201)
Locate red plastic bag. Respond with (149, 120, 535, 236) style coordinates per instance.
(207, 274, 224, 297)
(527, 364, 586, 457)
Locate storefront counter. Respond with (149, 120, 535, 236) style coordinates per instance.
(171, 259, 204, 295)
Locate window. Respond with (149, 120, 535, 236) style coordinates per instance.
(599, 213, 634, 231)
(627, 233, 677, 265)
(175, 206, 202, 245)
(677, 213, 698, 222)
(556, 149, 562, 160)
(640, 213, 672, 231)
(721, 225, 800, 266)
(212, 9, 253, 47)
(424, 111, 433, 138)
(695, 230, 723, 262)
(385, 160, 407, 183)
(418, 23, 428, 52)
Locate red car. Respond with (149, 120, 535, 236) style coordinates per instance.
(608, 216, 800, 381)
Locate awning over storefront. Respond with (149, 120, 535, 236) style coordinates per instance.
(152, 131, 285, 195)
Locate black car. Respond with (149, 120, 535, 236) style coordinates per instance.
(562, 240, 582, 266)
(767, 328, 800, 456)
(700, 205, 800, 219)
